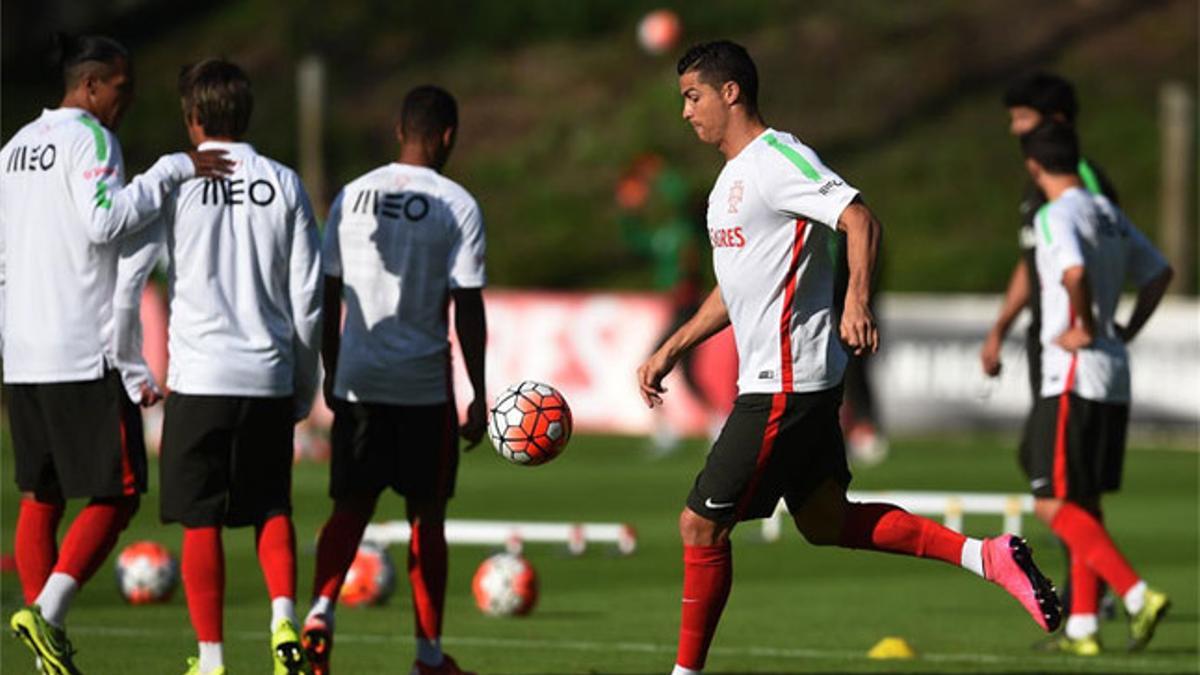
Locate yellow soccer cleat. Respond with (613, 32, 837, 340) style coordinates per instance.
(182, 656, 228, 675)
(272, 619, 313, 675)
(10, 604, 81, 675)
(1128, 587, 1170, 652)
(1054, 634, 1102, 656)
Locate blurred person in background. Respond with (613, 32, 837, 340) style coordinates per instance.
(1015, 122, 1172, 655)
(2, 34, 229, 674)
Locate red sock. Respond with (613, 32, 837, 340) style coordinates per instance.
(183, 527, 224, 642)
(53, 498, 137, 585)
(408, 520, 447, 640)
(312, 508, 371, 601)
(1070, 549, 1099, 615)
(676, 543, 732, 670)
(15, 499, 64, 603)
(1050, 502, 1139, 595)
(839, 502, 966, 565)
(256, 515, 296, 601)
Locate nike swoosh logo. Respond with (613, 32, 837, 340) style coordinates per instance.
(704, 498, 735, 509)
(1031, 478, 1050, 488)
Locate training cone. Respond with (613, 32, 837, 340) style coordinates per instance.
(867, 636, 917, 660)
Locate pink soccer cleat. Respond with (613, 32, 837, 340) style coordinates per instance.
(410, 654, 476, 675)
(301, 616, 333, 675)
(983, 535, 1062, 632)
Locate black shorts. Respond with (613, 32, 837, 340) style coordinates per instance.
(329, 400, 459, 502)
(159, 394, 294, 528)
(1021, 392, 1128, 500)
(8, 370, 147, 501)
(687, 388, 851, 523)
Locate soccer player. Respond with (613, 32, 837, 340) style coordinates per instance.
(981, 71, 1123, 626)
(1, 35, 230, 674)
(300, 85, 488, 675)
(1015, 122, 1172, 655)
(637, 41, 1063, 675)
(140, 59, 322, 675)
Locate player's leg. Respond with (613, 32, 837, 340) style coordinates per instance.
(161, 394, 237, 675)
(14, 493, 64, 604)
(672, 508, 735, 675)
(8, 383, 66, 604)
(406, 401, 472, 675)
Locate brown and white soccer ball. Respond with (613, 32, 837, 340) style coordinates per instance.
(339, 543, 396, 607)
(472, 553, 538, 617)
(488, 381, 573, 466)
(115, 540, 178, 604)
(637, 9, 682, 55)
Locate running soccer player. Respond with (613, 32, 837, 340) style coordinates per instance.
(300, 85, 487, 675)
(139, 59, 322, 675)
(637, 41, 1063, 675)
(1016, 122, 1172, 655)
(981, 71, 1123, 628)
(1, 35, 230, 674)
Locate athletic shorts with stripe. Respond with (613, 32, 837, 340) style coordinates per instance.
(687, 387, 851, 523)
(328, 400, 459, 502)
(159, 394, 295, 528)
(8, 369, 147, 501)
(1021, 392, 1128, 500)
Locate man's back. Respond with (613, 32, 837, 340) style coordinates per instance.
(323, 162, 485, 406)
(161, 141, 321, 400)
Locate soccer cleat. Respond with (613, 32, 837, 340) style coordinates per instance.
(182, 656, 228, 675)
(982, 535, 1062, 632)
(1041, 635, 1102, 656)
(1128, 587, 1170, 652)
(410, 653, 476, 675)
(10, 605, 82, 675)
(301, 616, 333, 675)
(272, 619, 313, 674)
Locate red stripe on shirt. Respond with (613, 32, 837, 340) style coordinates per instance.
(779, 219, 810, 393)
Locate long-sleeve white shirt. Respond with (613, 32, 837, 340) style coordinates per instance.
(0, 107, 193, 387)
(124, 141, 322, 418)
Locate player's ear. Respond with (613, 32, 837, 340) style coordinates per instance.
(394, 122, 405, 145)
(721, 80, 740, 107)
(441, 125, 456, 150)
(1024, 157, 1042, 180)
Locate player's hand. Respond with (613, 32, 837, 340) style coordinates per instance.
(186, 149, 235, 179)
(461, 397, 487, 449)
(1055, 324, 1093, 352)
(980, 330, 1003, 377)
(1114, 321, 1132, 344)
(138, 383, 162, 407)
(637, 348, 677, 408)
(840, 298, 879, 356)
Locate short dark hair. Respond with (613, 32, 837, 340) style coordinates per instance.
(178, 58, 253, 138)
(1003, 72, 1078, 123)
(54, 33, 129, 89)
(676, 40, 759, 114)
(1020, 122, 1080, 175)
(401, 85, 458, 141)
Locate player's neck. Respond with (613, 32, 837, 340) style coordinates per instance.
(1039, 174, 1083, 201)
(718, 115, 768, 161)
(396, 144, 444, 173)
(59, 92, 97, 119)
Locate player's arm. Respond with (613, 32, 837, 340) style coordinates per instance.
(318, 191, 346, 406)
(69, 128, 231, 244)
(1117, 220, 1173, 343)
(1056, 265, 1095, 351)
(113, 219, 166, 405)
(638, 285, 729, 408)
(837, 198, 881, 356)
(981, 257, 1031, 377)
(453, 288, 488, 448)
(288, 180, 324, 421)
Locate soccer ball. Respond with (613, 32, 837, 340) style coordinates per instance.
(472, 553, 538, 617)
(637, 9, 682, 55)
(487, 381, 573, 466)
(340, 543, 396, 607)
(115, 541, 178, 604)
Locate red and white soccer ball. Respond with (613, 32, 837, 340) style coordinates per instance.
(637, 9, 682, 55)
(488, 381, 573, 466)
(472, 553, 538, 617)
(339, 543, 396, 607)
(115, 541, 178, 605)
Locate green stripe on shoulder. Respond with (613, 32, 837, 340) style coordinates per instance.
(1077, 159, 1101, 195)
(1037, 205, 1052, 245)
(764, 133, 821, 181)
(76, 115, 108, 162)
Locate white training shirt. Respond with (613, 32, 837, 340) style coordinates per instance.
(1034, 187, 1168, 403)
(0, 107, 193, 389)
(323, 163, 486, 405)
(707, 129, 860, 395)
(124, 141, 322, 416)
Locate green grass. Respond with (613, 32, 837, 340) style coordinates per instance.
(1, 433, 1196, 673)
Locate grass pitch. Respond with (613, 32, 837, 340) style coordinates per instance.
(1, 432, 1196, 674)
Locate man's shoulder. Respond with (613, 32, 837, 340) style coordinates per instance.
(431, 173, 480, 213)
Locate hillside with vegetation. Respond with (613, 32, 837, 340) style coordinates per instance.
(2, 0, 1195, 292)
